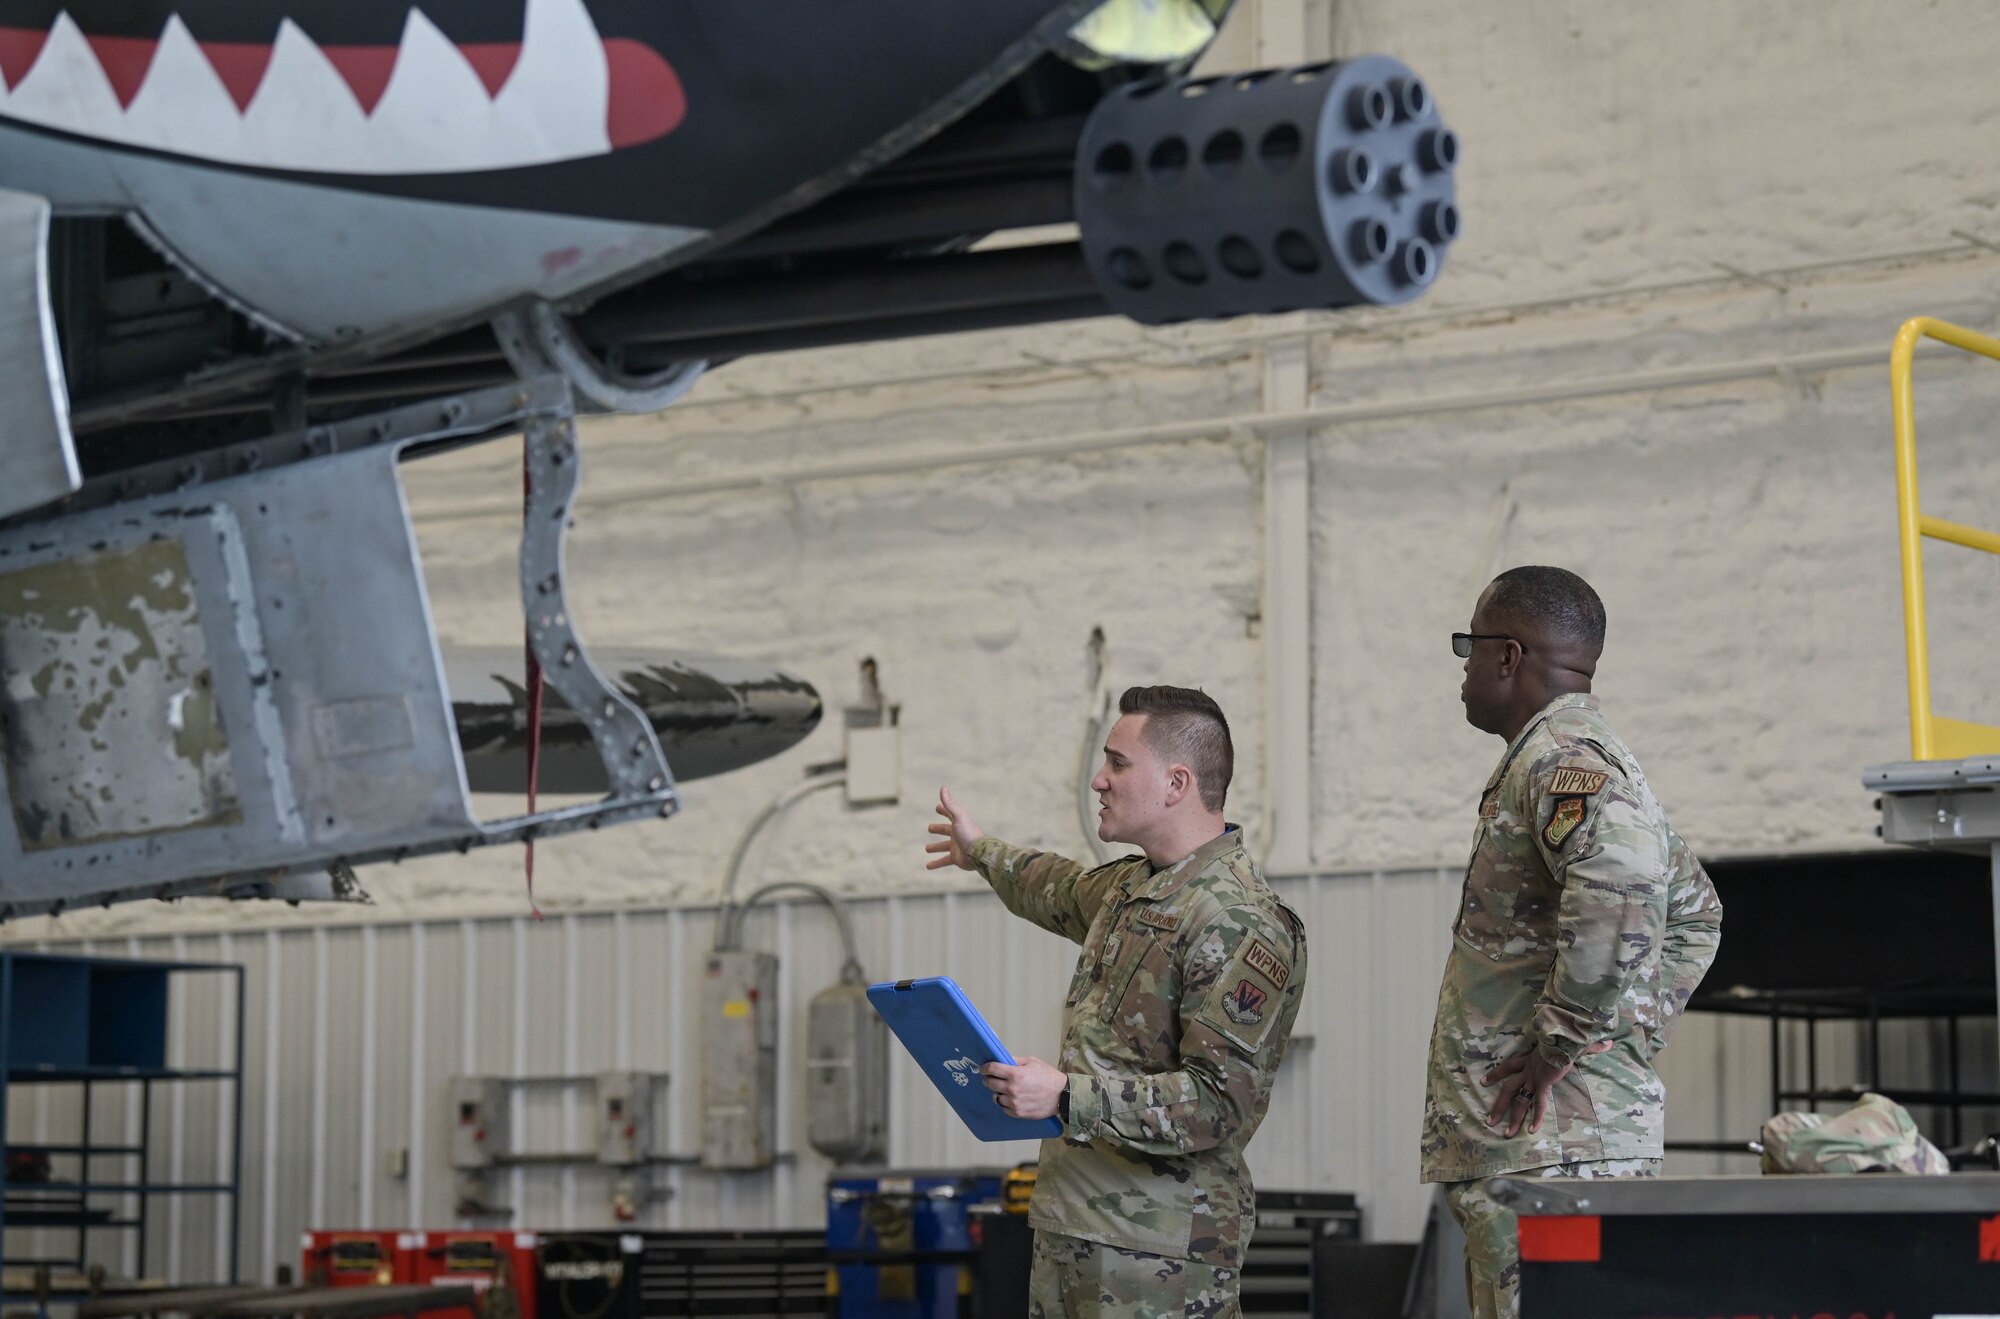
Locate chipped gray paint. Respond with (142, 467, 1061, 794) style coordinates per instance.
(0, 537, 239, 849)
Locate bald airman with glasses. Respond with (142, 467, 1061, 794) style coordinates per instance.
(1422, 565, 1723, 1319)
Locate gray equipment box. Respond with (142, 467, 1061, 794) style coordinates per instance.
(448, 1076, 511, 1170)
(806, 981, 888, 1164)
(595, 1071, 657, 1167)
(701, 950, 779, 1170)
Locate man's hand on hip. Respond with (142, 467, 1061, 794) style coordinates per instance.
(1483, 1039, 1615, 1137)
(982, 1057, 1066, 1120)
(924, 786, 986, 872)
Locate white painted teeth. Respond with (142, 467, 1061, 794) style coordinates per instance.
(0, 0, 613, 175)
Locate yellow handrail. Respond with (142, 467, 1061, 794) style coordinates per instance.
(1890, 316, 2000, 760)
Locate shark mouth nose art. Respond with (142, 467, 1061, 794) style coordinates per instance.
(0, 0, 684, 174)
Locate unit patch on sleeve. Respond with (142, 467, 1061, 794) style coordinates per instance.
(1543, 796, 1588, 848)
(1241, 939, 1290, 991)
(1196, 926, 1293, 1054)
(1546, 768, 1608, 796)
(1136, 908, 1181, 933)
(1221, 978, 1268, 1026)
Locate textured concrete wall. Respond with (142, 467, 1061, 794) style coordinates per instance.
(17, 3, 2000, 920)
(1309, 255, 2000, 867)
(1321, 0, 2000, 306)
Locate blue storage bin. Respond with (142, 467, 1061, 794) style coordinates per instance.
(827, 1169, 1005, 1319)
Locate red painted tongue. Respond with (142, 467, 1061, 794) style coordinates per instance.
(603, 37, 685, 147)
(0, 27, 48, 91)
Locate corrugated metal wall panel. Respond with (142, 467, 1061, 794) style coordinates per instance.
(322, 928, 367, 1234)
(408, 921, 458, 1228)
(276, 929, 317, 1277)
(23, 874, 1926, 1285)
(169, 934, 221, 1283)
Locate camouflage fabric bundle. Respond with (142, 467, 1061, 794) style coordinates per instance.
(1759, 1092, 1949, 1175)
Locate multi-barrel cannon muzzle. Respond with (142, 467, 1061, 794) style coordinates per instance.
(1075, 54, 1460, 323)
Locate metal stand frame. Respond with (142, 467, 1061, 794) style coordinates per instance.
(1675, 983, 1997, 1158)
(0, 952, 244, 1298)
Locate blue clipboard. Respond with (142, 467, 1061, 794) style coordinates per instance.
(867, 976, 1064, 1142)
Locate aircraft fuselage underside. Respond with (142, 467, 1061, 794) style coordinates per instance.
(0, 377, 677, 916)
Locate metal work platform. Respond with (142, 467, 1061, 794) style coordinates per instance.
(1867, 317, 2000, 1035)
(1868, 754, 2000, 852)
(1865, 758, 2000, 1025)
(1500, 1172, 2000, 1318)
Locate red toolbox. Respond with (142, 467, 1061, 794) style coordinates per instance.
(407, 1230, 540, 1319)
(300, 1230, 413, 1288)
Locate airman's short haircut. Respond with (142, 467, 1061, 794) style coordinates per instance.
(1118, 685, 1233, 812)
(1487, 565, 1606, 651)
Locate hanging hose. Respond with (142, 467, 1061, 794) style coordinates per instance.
(723, 880, 866, 982)
(712, 769, 847, 951)
(522, 440, 545, 919)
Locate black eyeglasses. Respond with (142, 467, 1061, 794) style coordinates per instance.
(1452, 632, 1515, 658)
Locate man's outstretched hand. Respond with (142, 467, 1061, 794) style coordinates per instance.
(925, 786, 986, 872)
(1484, 1039, 1615, 1137)
(982, 1056, 1066, 1120)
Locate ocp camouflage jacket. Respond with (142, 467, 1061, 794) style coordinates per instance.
(1421, 693, 1724, 1183)
(970, 828, 1306, 1267)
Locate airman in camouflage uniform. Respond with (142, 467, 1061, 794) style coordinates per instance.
(1427, 568, 1722, 1319)
(927, 686, 1307, 1318)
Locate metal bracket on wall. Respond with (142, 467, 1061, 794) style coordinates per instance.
(1866, 757, 2000, 854)
(0, 376, 676, 916)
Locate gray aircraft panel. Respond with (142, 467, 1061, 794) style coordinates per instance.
(0, 188, 77, 520)
(0, 378, 678, 915)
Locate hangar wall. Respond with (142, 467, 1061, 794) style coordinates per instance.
(8, 0, 2000, 1277)
(12, 879, 1816, 1281)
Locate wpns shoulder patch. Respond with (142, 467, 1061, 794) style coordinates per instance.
(1546, 767, 1608, 796)
(1242, 938, 1290, 991)
(1543, 796, 1588, 848)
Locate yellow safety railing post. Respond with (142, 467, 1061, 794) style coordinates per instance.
(1891, 318, 1932, 758)
(1888, 315, 2000, 761)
